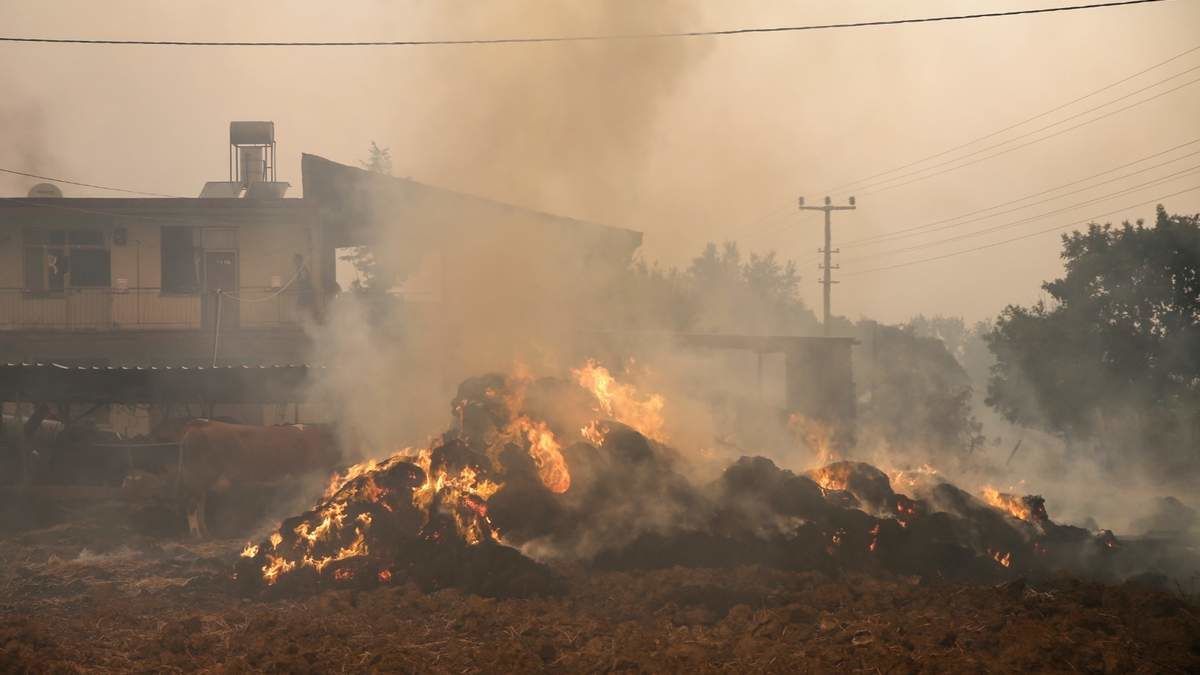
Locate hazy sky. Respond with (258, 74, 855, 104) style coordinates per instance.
(2, 0, 1198, 324)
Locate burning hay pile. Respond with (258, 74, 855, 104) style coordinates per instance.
(235, 362, 1131, 597)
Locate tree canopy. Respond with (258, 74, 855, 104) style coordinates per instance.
(985, 206, 1199, 467)
(340, 142, 394, 293)
(604, 242, 821, 335)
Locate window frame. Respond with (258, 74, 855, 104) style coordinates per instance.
(22, 227, 111, 294)
(160, 226, 202, 295)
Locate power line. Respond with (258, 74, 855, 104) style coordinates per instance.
(841, 139, 1200, 248)
(740, 41, 1200, 242)
(841, 185, 1200, 277)
(843, 164, 1200, 263)
(0, 167, 183, 198)
(853, 67, 1200, 196)
(824, 42, 1200, 195)
(0, 1, 1170, 47)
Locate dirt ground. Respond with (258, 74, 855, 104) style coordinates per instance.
(0, 500, 1198, 674)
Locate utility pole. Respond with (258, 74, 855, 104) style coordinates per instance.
(799, 195, 856, 336)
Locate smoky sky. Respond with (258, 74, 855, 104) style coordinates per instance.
(1, 0, 1198, 324)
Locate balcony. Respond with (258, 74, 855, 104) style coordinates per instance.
(0, 287, 315, 332)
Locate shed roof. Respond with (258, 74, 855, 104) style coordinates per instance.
(0, 197, 312, 228)
(0, 362, 320, 403)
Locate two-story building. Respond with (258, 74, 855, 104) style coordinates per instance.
(0, 121, 646, 433)
(0, 122, 328, 367)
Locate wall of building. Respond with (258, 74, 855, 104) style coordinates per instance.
(110, 221, 200, 328)
(0, 208, 318, 333)
(235, 221, 316, 327)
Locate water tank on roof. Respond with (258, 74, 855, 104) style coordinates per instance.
(28, 183, 63, 198)
(228, 120, 278, 189)
(230, 121, 275, 146)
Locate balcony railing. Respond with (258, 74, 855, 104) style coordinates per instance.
(0, 287, 315, 331)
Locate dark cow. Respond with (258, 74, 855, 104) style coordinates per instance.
(177, 420, 341, 537)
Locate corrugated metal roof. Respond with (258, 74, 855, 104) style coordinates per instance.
(0, 362, 323, 403)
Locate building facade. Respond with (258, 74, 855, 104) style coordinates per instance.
(0, 197, 325, 366)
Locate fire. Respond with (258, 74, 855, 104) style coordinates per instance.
(262, 555, 295, 584)
(888, 464, 939, 491)
(410, 447, 504, 545)
(249, 452, 424, 586)
(515, 417, 571, 494)
(325, 458, 380, 499)
(572, 360, 666, 441)
(988, 548, 1013, 568)
(238, 359, 680, 588)
(980, 486, 1046, 524)
(789, 413, 836, 465)
(581, 420, 607, 445)
(810, 464, 852, 492)
(868, 524, 880, 553)
(895, 498, 918, 517)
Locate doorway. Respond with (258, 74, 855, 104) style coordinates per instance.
(202, 250, 238, 331)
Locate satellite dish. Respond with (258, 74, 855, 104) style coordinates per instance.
(28, 183, 63, 198)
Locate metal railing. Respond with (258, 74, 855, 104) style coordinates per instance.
(0, 287, 314, 331)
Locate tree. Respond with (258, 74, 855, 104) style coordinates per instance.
(601, 241, 820, 336)
(855, 320, 985, 462)
(985, 206, 1200, 469)
(359, 141, 393, 176)
(685, 242, 819, 335)
(907, 314, 996, 408)
(340, 142, 393, 293)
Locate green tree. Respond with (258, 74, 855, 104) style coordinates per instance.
(985, 206, 1200, 470)
(602, 241, 819, 335)
(341, 141, 393, 293)
(855, 320, 985, 462)
(686, 242, 819, 335)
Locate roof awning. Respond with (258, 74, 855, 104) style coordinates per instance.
(0, 363, 320, 404)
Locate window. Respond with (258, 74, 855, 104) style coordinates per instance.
(23, 228, 110, 291)
(161, 227, 201, 293)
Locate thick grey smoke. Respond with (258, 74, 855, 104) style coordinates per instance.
(307, 2, 718, 454)
(0, 80, 57, 195)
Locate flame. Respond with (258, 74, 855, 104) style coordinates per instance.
(981, 486, 1036, 522)
(789, 413, 836, 465)
(407, 446, 504, 546)
(515, 417, 570, 493)
(810, 464, 852, 492)
(988, 548, 1013, 568)
(572, 360, 666, 441)
(262, 555, 295, 585)
(242, 359, 680, 588)
(868, 524, 880, 553)
(888, 464, 939, 491)
(325, 458, 379, 500)
(581, 420, 607, 445)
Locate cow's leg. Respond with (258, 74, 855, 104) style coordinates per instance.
(186, 502, 201, 538)
(196, 491, 208, 538)
(186, 491, 208, 538)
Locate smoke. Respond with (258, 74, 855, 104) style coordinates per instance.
(0, 78, 58, 195)
(308, 2, 715, 453)
(290, 3, 1200, 585)
(397, 1, 710, 223)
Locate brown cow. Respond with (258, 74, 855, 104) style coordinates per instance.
(177, 419, 341, 538)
